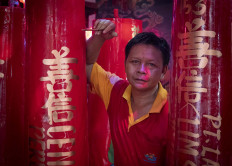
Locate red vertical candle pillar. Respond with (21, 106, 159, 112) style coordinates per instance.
(0, 7, 26, 166)
(26, 1, 88, 165)
(88, 13, 142, 165)
(169, 0, 232, 165)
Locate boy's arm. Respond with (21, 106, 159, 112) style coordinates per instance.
(86, 19, 117, 82)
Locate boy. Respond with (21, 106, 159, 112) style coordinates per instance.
(86, 19, 170, 166)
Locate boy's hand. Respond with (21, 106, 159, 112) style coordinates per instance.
(93, 19, 118, 40)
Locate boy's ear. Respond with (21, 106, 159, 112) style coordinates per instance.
(161, 65, 168, 79)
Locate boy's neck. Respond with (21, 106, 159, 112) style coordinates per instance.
(131, 84, 158, 104)
(131, 84, 159, 118)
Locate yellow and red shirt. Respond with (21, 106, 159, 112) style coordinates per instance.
(90, 63, 169, 165)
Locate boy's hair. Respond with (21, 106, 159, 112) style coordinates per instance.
(125, 32, 171, 66)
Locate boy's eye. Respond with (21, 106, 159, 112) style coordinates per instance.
(148, 63, 155, 67)
(131, 60, 140, 64)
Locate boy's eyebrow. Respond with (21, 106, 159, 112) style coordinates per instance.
(129, 57, 140, 60)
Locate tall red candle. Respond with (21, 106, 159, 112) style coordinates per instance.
(26, 1, 88, 165)
(0, 7, 26, 166)
(169, 0, 232, 165)
(88, 13, 142, 165)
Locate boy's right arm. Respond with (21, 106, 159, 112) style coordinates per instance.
(86, 19, 117, 82)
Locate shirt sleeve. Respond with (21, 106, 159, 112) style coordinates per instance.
(90, 63, 122, 110)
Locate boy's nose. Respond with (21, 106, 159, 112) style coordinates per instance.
(138, 64, 147, 74)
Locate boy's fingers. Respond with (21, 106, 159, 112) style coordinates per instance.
(97, 20, 111, 31)
(103, 22, 115, 34)
(93, 19, 100, 29)
(94, 19, 105, 35)
(94, 19, 108, 35)
(93, 19, 116, 37)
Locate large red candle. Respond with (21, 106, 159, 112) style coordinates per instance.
(0, 7, 26, 166)
(26, 1, 88, 165)
(169, 0, 232, 165)
(88, 12, 142, 166)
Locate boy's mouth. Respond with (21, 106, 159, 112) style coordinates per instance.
(135, 78, 148, 82)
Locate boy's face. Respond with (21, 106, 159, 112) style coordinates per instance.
(125, 44, 166, 92)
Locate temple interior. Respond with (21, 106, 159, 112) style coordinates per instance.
(0, 0, 231, 166)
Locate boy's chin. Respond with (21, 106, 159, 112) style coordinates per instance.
(132, 85, 150, 91)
